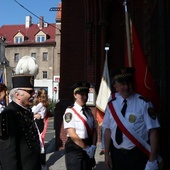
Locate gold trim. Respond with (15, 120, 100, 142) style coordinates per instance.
(113, 73, 133, 80)
(74, 87, 88, 93)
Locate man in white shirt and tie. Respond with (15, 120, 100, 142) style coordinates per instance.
(103, 67, 160, 170)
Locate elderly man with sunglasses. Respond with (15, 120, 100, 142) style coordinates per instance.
(0, 74, 41, 170)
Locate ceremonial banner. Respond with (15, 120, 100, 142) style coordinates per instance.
(96, 55, 111, 125)
(126, 21, 160, 112)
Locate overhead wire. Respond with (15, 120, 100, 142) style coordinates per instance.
(13, 0, 61, 31)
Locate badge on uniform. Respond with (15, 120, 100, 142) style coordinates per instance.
(129, 114, 136, 123)
(148, 107, 156, 120)
(65, 112, 72, 123)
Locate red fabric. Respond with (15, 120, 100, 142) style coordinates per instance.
(125, 22, 160, 113)
(41, 115, 49, 146)
(96, 109, 105, 126)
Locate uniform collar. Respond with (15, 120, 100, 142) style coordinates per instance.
(74, 102, 83, 112)
(119, 93, 135, 105)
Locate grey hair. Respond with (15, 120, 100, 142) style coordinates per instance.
(9, 88, 24, 101)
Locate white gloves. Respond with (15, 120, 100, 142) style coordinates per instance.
(90, 145, 97, 157)
(145, 160, 158, 170)
(83, 147, 93, 158)
(83, 145, 96, 158)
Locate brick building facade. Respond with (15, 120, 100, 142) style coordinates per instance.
(54, 0, 170, 168)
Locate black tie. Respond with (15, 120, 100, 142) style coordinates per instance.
(115, 99, 127, 145)
(82, 107, 88, 118)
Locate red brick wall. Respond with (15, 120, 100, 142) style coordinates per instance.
(60, 0, 86, 101)
(56, 0, 146, 151)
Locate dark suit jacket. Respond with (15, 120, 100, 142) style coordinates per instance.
(0, 101, 41, 170)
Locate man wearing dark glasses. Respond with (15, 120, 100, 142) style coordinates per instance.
(0, 74, 41, 170)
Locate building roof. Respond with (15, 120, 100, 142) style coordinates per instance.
(0, 21, 56, 46)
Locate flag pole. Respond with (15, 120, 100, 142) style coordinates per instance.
(105, 43, 110, 62)
(123, 0, 132, 67)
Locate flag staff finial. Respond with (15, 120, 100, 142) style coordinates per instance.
(123, 0, 132, 67)
(105, 43, 110, 60)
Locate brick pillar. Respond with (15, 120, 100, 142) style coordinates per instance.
(54, 99, 72, 150)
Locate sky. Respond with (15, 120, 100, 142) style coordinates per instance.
(0, 0, 61, 27)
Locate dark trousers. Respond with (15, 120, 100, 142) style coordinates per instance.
(111, 147, 148, 170)
(65, 138, 95, 170)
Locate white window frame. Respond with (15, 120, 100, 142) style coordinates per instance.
(14, 36, 23, 43)
(36, 35, 46, 42)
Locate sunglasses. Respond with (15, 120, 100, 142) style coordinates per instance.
(17, 89, 35, 95)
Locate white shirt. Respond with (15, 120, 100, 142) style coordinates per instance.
(102, 92, 160, 149)
(0, 104, 5, 113)
(32, 102, 46, 119)
(63, 102, 95, 139)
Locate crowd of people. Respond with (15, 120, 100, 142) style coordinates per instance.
(0, 66, 162, 170)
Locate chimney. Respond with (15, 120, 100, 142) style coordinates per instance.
(25, 16, 32, 28)
(39, 16, 44, 29)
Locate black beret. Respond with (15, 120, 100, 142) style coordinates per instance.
(71, 81, 90, 94)
(12, 74, 34, 88)
(112, 67, 135, 83)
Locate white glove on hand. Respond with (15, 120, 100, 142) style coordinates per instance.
(83, 145, 96, 158)
(89, 145, 97, 158)
(83, 147, 93, 158)
(145, 160, 158, 170)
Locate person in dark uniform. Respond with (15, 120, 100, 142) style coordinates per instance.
(63, 81, 97, 170)
(103, 67, 161, 170)
(0, 74, 41, 170)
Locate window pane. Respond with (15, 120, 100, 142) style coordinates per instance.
(43, 71, 47, 78)
(42, 52, 48, 61)
(15, 37, 23, 43)
(36, 35, 46, 42)
(14, 53, 19, 62)
(41, 36, 45, 42)
(37, 36, 40, 42)
(31, 53, 36, 59)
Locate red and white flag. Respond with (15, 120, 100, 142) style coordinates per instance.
(96, 55, 111, 126)
(126, 21, 160, 112)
